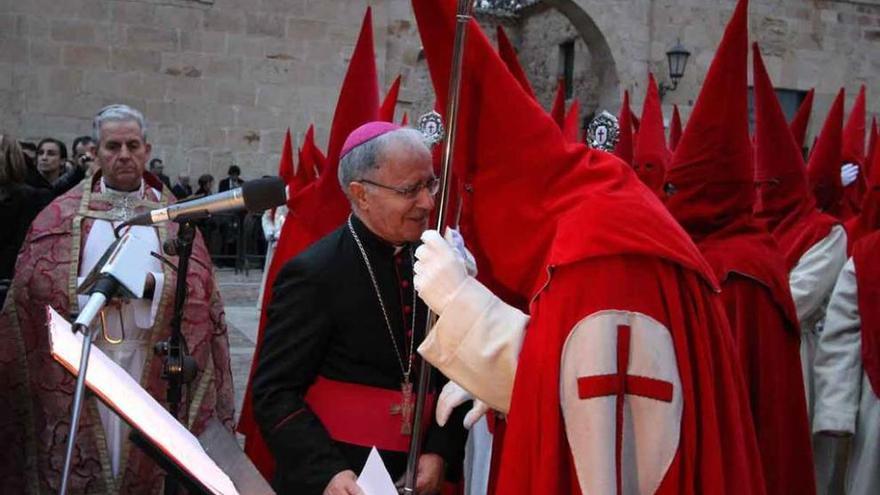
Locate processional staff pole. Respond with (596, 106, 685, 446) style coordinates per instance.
(403, 0, 473, 492)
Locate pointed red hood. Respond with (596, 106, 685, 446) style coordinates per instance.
(669, 104, 683, 151)
(379, 75, 402, 122)
(612, 90, 634, 165)
(550, 78, 566, 128)
(239, 8, 379, 477)
(277, 128, 295, 185)
(842, 85, 867, 166)
(496, 25, 535, 99)
(414, 0, 714, 307)
(633, 74, 669, 193)
(664, 0, 753, 240)
(293, 125, 321, 192)
(806, 89, 845, 213)
(789, 88, 814, 151)
(753, 43, 838, 269)
(561, 99, 580, 143)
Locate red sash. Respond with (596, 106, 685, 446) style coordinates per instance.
(305, 376, 436, 452)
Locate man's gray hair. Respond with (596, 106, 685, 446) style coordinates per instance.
(337, 127, 427, 193)
(92, 104, 147, 143)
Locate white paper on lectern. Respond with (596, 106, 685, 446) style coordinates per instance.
(356, 447, 397, 495)
(47, 307, 238, 495)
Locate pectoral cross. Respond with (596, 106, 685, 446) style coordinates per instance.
(390, 380, 414, 435)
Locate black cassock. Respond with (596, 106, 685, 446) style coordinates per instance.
(252, 215, 467, 493)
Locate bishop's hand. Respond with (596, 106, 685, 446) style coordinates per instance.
(414, 230, 469, 314)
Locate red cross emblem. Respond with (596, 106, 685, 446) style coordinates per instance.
(560, 311, 683, 495)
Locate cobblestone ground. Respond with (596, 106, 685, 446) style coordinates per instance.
(214, 267, 263, 424)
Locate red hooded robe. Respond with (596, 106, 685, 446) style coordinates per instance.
(663, 14, 814, 494)
(790, 88, 814, 153)
(807, 90, 846, 216)
(633, 74, 670, 194)
(414, 0, 765, 493)
(840, 85, 868, 220)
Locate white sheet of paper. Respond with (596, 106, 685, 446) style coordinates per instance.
(47, 307, 238, 495)
(356, 447, 398, 495)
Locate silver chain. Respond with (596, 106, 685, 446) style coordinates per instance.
(347, 215, 417, 382)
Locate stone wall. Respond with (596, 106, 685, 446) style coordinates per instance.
(1, 0, 878, 180)
(0, 0, 411, 180)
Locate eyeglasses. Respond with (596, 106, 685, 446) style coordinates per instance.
(359, 176, 440, 199)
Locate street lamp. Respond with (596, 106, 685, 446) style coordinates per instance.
(659, 39, 691, 100)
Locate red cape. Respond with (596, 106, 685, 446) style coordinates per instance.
(853, 230, 880, 397)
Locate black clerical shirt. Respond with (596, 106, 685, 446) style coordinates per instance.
(252, 215, 466, 494)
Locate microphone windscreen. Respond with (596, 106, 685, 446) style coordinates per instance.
(241, 177, 287, 212)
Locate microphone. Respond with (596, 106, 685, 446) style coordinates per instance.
(74, 233, 154, 330)
(126, 177, 288, 227)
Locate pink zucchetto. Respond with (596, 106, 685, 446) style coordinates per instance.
(340, 121, 401, 159)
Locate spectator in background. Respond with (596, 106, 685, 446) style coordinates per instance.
(195, 173, 214, 197)
(71, 135, 98, 175)
(23, 137, 84, 201)
(172, 174, 193, 200)
(29, 138, 68, 187)
(0, 134, 55, 305)
(149, 158, 172, 190)
(218, 164, 244, 192)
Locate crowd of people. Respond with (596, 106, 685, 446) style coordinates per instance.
(0, 128, 261, 305)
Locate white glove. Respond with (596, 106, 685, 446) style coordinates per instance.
(444, 227, 477, 276)
(436, 381, 491, 429)
(414, 230, 469, 314)
(841, 163, 860, 187)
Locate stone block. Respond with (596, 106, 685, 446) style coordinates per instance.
(95, 23, 126, 45)
(51, 19, 97, 43)
(155, 5, 205, 31)
(187, 148, 212, 175)
(216, 80, 256, 106)
(180, 30, 227, 54)
(204, 55, 242, 79)
(62, 44, 109, 69)
(255, 83, 300, 110)
(226, 34, 263, 57)
(259, 0, 306, 16)
(30, 40, 62, 66)
(235, 105, 278, 128)
(204, 9, 244, 34)
(49, 68, 85, 94)
(286, 18, 331, 40)
(165, 76, 211, 99)
(78, 0, 110, 22)
(126, 26, 179, 52)
(260, 128, 288, 154)
(246, 13, 286, 38)
(228, 127, 263, 150)
(0, 38, 28, 64)
(154, 122, 183, 146)
(111, 1, 156, 26)
(0, 14, 17, 37)
(111, 47, 163, 73)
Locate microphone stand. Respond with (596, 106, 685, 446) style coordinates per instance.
(155, 220, 199, 495)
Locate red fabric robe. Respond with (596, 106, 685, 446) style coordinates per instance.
(853, 231, 880, 397)
(0, 174, 235, 494)
(497, 252, 766, 494)
(701, 231, 814, 495)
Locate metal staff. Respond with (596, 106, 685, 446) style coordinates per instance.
(404, 0, 474, 492)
